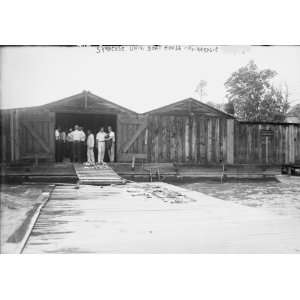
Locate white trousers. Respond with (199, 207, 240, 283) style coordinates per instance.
(108, 142, 115, 162)
(97, 142, 105, 163)
(87, 147, 95, 164)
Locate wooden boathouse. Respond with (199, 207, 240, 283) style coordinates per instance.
(1, 91, 146, 163)
(1, 91, 300, 166)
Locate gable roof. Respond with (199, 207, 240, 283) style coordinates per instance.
(43, 90, 137, 115)
(144, 97, 235, 118)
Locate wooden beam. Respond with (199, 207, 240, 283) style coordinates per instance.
(118, 116, 146, 124)
(185, 118, 189, 161)
(226, 119, 234, 164)
(15, 110, 20, 160)
(122, 122, 147, 153)
(10, 110, 15, 161)
(207, 119, 212, 162)
(118, 153, 147, 161)
(21, 120, 50, 153)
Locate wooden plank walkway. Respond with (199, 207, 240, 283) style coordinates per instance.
(74, 163, 126, 185)
(22, 183, 300, 253)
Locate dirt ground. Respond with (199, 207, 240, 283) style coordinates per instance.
(0, 184, 51, 253)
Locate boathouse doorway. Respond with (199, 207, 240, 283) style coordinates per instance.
(55, 112, 117, 162)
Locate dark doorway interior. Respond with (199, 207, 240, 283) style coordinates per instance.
(55, 112, 117, 162)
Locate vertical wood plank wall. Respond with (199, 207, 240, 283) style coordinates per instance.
(2, 108, 300, 165)
(234, 122, 300, 165)
(147, 115, 233, 164)
(116, 114, 148, 161)
(147, 115, 300, 165)
(4, 109, 56, 161)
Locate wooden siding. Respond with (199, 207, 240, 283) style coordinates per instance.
(147, 115, 232, 164)
(1, 97, 299, 166)
(116, 115, 148, 162)
(234, 122, 300, 165)
(0, 111, 12, 162)
(2, 108, 55, 161)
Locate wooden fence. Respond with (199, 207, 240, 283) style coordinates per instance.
(234, 122, 300, 165)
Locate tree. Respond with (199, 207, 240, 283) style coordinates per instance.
(224, 101, 235, 115)
(225, 61, 289, 121)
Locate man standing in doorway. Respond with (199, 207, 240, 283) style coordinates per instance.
(66, 128, 73, 162)
(96, 127, 106, 165)
(71, 125, 81, 162)
(86, 129, 95, 165)
(79, 126, 86, 163)
(106, 126, 115, 162)
(55, 127, 62, 162)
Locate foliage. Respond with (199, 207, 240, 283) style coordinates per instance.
(225, 61, 289, 121)
(224, 101, 235, 115)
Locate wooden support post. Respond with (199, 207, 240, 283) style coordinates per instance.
(289, 125, 295, 164)
(265, 125, 269, 165)
(131, 155, 135, 171)
(185, 118, 189, 162)
(285, 126, 289, 164)
(207, 119, 212, 162)
(10, 110, 15, 161)
(2, 135, 7, 163)
(226, 119, 234, 164)
(34, 154, 39, 167)
(15, 110, 20, 161)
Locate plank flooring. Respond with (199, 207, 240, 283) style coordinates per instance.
(23, 182, 300, 253)
(74, 163, 125, 185)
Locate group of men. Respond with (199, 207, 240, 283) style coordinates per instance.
(55, 125, 115, 165)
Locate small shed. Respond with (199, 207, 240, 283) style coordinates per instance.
(1, 91, 146, 163)
(143, 98, 235, 164)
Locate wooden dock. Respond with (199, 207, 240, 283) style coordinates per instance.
(74, 163, 126, 185)
(22, 182, 300, 253)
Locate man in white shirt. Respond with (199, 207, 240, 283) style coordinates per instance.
(96, 127, 106, 164)
(106, 126, 115, 162)
(71, 125, 81, 162)
(66, 128, 73, 161)
(86, 129, 95, 165)
(79, 126, 86, 163)
(55, 127, 62, 162)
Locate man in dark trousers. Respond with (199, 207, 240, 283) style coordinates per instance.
(66, 128, 73, 162)
(79, 126, 86, 163)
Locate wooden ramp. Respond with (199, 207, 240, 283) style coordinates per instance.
(74, 163, 125, 185)
(22, 183, 300, 253)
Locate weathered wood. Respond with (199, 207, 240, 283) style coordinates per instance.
(118, 153, 147, 161)
(122, 122, 147, 153)
(185, 117, 189, 162)
(10, 110, 15, 161)
(20, 120, 50, 153)
(74, 164, 124, 185)
(226, 119, 234, 164)
(207, 118, 212, 162)
(22, 182, 300, 253)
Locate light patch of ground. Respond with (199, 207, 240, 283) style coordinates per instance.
(0, 184, 51, 253)
(176, 181, 300, 218)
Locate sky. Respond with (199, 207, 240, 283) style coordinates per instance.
(1, 45, 300, 113)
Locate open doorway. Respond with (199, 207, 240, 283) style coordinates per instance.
(55, 112, 117, 162)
